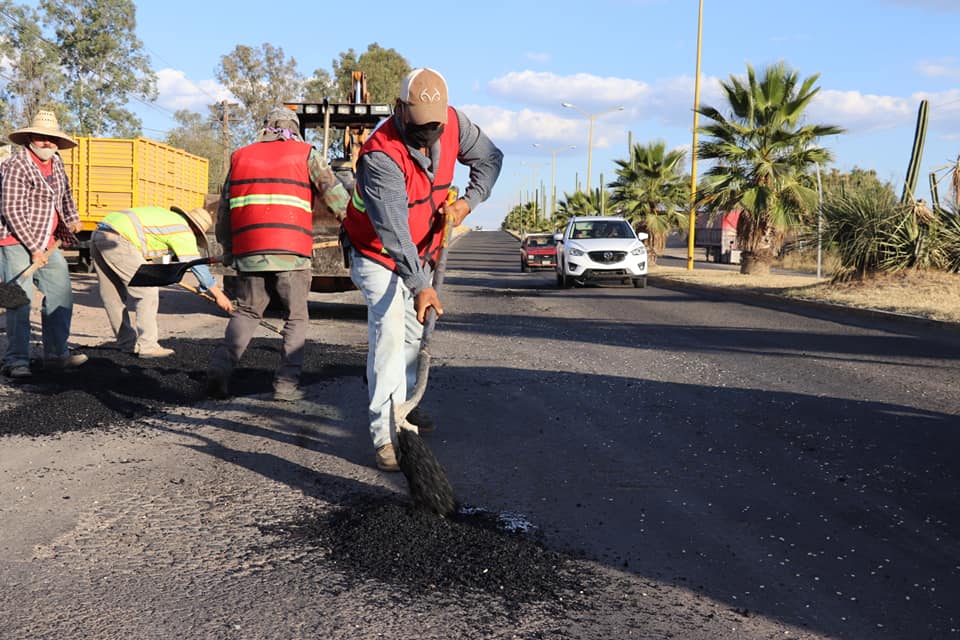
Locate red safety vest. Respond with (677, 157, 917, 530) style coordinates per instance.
(342, 107, 459, 271)
(228, 140, 314, 258)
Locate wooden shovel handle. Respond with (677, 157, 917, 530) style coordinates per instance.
(15, 240, 62, 283)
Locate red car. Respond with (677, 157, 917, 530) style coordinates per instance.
(520, 233, 558, 272)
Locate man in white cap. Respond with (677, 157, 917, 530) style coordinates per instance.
(342, 68, 503, 471)
(90, 205, 234, 358)
(1, 109, 87, 379)
(206, 106, 349, 402)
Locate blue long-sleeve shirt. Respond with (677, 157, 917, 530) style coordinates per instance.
(355, 108, 503, 293)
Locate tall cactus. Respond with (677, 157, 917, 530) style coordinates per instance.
(930, 171, 940, 210)
(901, 99, 929, 204)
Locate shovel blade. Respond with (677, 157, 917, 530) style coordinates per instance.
(0, 282, 31, 309)
(128, 256, 219, 287)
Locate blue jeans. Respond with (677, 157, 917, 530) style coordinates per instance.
(350, 253, 424, 449)
(0, 244, 74, 368)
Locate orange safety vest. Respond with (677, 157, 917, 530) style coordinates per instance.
(228, 140, 314, 258)
(342, 107, 459, 271)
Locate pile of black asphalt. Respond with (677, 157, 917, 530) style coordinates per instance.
(262, 494, 590, 608)
(0, 337, 365, 437)
(1, 336, 592, 609)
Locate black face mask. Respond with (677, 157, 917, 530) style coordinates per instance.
(406, 122, 444, 149)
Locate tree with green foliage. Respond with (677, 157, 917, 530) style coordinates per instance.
(215, 43, 303, 145)
(332, 43, 411, 103)
(819, 167, 895, 201)
(502, 202, 551, 234)
(696, 62, 844, 274)
(164, 108, 224, 193)
(40, 0, 155, 137)
(302, 68, 336, 103)
(609, 140, 688, 263)
(552, 189, 613, 231)
(0, 1, 64, 134)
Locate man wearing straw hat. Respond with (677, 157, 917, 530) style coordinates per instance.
(0, 109, 87, 380)
(90, 205, 234, 358)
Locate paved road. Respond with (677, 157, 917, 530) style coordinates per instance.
(2, 230, 958, 639)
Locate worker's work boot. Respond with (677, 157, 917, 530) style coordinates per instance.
(43, 352, 88, 369)
(2, 364, 32, 379)
(205, 369, 229, 400)
(376, 444, 400, 472)
(138, 347, 175, 359)
(406, 406, 435, 433)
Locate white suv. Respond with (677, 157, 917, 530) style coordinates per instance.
(555, 216, 649, 288)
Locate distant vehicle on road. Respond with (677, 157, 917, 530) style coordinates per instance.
(694, 210, 741, 264)
(520, 233, 558, 272)
(555, 216, 649, 288)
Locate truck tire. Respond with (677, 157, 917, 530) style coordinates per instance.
(633, 276, 647, 288)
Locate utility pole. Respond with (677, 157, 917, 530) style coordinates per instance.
(686, 0, 704, 271)
(219, 101, 240, 186)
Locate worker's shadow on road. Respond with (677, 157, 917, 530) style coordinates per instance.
(147, 411, 397, 507)
(425, 361, 960, 640)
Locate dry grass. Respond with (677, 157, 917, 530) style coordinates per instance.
(649, 264, 960, 324)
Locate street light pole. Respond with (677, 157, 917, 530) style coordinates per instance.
(533, 143, 576, 219)
(686, 0, 704, 271)
(521, 161, 542, 226)
(561, 102, 624, 193)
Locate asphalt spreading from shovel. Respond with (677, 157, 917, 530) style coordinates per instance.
(397, 426, 457, 516)
(1, 337, 594, 612)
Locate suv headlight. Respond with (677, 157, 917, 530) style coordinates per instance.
(568, 247, 585, 257)
(631, 246, 646, 256)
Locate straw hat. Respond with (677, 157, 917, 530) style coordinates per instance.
(8, 110, 78, 150)
(170, 206, 213, 247)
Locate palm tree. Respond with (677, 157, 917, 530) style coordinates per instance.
(696, 62, 844, 274)
(609, 140, 688, 264)
(553, 189, 608, 231)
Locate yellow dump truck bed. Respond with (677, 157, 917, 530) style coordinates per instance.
(60, 137, 209, 234)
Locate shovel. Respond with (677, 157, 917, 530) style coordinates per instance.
(128, 256, 220, 287)
(0, 241, 62, 309)
(392, 192, 457, 516)
(175, 282, 284, 336)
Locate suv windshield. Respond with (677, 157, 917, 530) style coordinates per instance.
(570, 221, 634, 240)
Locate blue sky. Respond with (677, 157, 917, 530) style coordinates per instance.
(133, 0, 960, 230)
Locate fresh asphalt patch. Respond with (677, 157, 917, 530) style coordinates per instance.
(1, 335, 598, 621)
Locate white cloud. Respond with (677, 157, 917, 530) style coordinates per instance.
(458, 104, 584, 144)
(155, 68, 233, 112)
(488, 70, 651, 109)
(525, 52, 551, 64)
(807, 90, 913, 131)
(482, 70, 727, 145)
(917, 57, 960, 80)
(480, 69, 960, 151)
(807, 88, 960, 132)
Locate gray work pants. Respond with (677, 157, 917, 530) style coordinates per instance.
(90, 229, 159, 353)
(208, 269, 311, 389)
